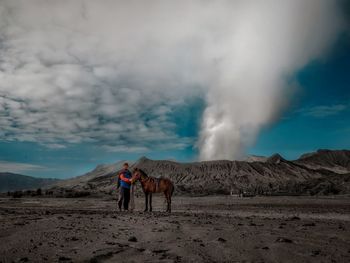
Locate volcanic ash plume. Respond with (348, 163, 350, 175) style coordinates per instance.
(198, 0, 343, 160)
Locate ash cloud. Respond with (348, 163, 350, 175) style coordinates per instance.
(198, 0, 345, 160)
(0, 0, 345, 159)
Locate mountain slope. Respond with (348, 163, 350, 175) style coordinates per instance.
(298, 173, 350, 195)
(0, 172, 60, 193)
(50, 160, 132, 195)
(133, 157, 335, 195)
(47, 149, 350, 196)
(243, 155, 268, 163)
(45, 151, 350, 197)
(266, 153, 287, 164)
(295, 149, 350, 174)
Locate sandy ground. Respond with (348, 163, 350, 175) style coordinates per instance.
(0, 195, 350, 263)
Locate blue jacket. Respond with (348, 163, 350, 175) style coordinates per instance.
(118, 169, 132, 189)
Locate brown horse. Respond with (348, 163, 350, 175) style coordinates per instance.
(132, 168, 174, 212)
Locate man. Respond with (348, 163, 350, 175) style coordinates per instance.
(117, 162, 133, 211)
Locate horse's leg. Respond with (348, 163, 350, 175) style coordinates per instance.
(144, 193, 148, 212)
(168, 193, 171, 213)
(164, 191, 170, 212)
(169, 185, 174, 213)
(167, 186, 174, 213)
(149, 193, 152, 212)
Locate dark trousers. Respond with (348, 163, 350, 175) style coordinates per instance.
(118, 187, 130, 210)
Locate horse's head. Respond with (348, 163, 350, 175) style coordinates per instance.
(132, 168, 147, 181)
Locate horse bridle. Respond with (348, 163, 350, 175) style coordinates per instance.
(133, 169, 148, 183)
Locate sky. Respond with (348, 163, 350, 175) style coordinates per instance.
(249, 33, 350, 158)
(0, 0, 349, 178)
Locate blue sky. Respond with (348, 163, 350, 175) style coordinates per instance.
(0, 1, 349, 179)
(249, 34, 350, 159)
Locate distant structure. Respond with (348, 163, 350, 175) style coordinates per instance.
(230, 188, 243, 198)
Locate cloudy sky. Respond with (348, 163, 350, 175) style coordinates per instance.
(0, 0, 349, 178)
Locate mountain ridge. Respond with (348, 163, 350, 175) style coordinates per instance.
(47, 149, 350, 196)
(3, 149, 349, 195)
(295, 149, 350, 174)
(0, 172, 60, 193)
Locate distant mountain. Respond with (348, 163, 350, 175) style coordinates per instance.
(47, 149, 350, 196)
(295, 149, 350, 174)
(50, 160, 132, 195)
(243, 155, 268, 163)
(0, 172, 60, 193)
(266, 153, 287, 164)
(132, 156, 336, 195)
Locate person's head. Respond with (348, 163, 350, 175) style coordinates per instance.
(123, 162, 129, 170)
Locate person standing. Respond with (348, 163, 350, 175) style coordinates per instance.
(117, 162, 133, 211)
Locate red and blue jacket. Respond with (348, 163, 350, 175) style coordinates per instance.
(118, 169, 132, 189)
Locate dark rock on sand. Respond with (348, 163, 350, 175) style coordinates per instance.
(303, 222, 316, 227)
(288, 216, 301, 221)
(58, 256, 71, 261)
(128, 236, 137, 242)
(275, 237, 293, 243)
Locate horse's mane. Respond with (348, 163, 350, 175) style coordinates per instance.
(138, 168, 148, 177)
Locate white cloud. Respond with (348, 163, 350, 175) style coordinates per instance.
(44, 143, 67, 149)
(0, 160, 46, 173)
(299, 104, 347, 118)
(0, 0, 346, 159)
(0, 1, 201, 152)
(102, 145, 150, 153)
